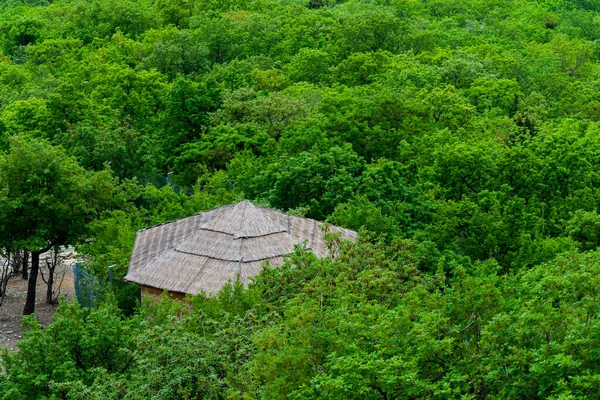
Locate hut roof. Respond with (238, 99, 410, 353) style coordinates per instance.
(125, 200, 357, 295)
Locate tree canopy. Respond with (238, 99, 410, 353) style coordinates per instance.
(0, 135, 115, 314)
(0, 0, 600, 397)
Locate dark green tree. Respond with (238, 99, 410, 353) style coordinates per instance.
(0, 136, 115, 315)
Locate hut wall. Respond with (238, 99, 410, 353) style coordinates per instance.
(141, 285, 187, 302)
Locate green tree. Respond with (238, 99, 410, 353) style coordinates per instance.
(0, 136, 115, 315)
(285, 48, 333, 84)
(159, 75, 221, 168)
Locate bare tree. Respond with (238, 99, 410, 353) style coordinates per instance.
(11, 249, 21, 276)
(39, 246, 67, 305)
(0, 254, 12, 307)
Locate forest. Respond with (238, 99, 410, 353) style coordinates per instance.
(1, 0, 600, 397)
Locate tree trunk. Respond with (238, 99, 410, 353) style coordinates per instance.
(23, 252, 39, 316)
(46, 264, 54, 305)
(22, 251, 29, 280)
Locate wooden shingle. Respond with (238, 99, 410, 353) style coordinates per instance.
(125, 200, 357, 295)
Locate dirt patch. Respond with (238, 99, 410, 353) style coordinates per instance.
(0, 252, 76, 351)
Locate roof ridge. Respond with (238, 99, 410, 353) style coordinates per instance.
(172, 248, 291, 263)
(183, 256, 210, 294)
(237, 201, 247, 275)
(240, 199, 249, 237)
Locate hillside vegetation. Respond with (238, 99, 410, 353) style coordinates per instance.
(1, 0, 600, 398)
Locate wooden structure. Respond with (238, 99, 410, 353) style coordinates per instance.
(125, 200, 357, 299)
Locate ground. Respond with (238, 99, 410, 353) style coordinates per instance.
(0, 251, 76, 351)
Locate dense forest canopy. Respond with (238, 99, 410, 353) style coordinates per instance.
(1, 0, 600, 398)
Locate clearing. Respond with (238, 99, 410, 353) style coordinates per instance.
(0, 251, 76, 351)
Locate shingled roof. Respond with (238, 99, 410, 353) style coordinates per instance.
(125, 200, 357, 295)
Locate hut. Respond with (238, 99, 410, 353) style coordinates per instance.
(124, 200, 357, 300)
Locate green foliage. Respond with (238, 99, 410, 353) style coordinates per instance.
(2, 0, 600, 396)
(285, 48, 333, 84)
(0, 135, 116, 252)
(328, 194, 400, 235)
(0, 302, 136, 399)
(5, 241, 600, 398)
(229, 144, 364, 219)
